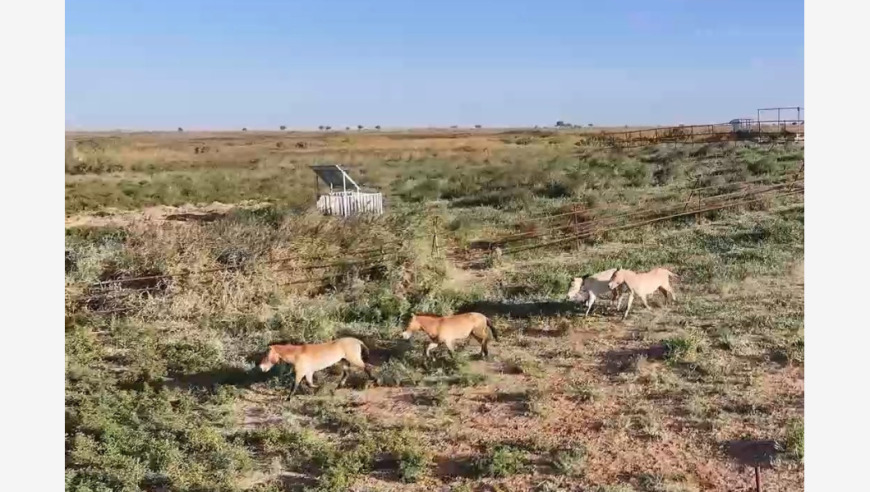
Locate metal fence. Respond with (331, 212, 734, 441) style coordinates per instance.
(316, 191, 385, 217)
(581, 120, 804, 149)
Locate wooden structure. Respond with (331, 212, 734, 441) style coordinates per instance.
(311, 164, 384, 217)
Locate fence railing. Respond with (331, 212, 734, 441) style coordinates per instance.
(456, 167, 804, 260)
(316, 192, 384, 217)
(67, 166, 804, 315)
(581, 120, 804, 148)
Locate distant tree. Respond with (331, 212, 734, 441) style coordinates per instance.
(375, 125, 381, 130)
(177, 127, 183, 132)
(280, 125, 286, 130)
(357, 125, 364, 130)
(555, 120, 565, 127)
(242, 127, 248, 132)
(474, 124, 482, 129)
(318, 125, 324, 131)
(325, 126, 332, 131)
(345, 126, 350, 131)
(587, 123, 593, 127)
(450, 125, 458, 129)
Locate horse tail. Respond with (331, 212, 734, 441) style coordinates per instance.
(485, 317, 499, 342)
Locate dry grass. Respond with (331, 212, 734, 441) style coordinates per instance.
(65, 130, 803, 491)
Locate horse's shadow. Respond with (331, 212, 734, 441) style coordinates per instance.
(333, 329, 414, 366)
(169, 365, 271, 390)
(456, 300, 581, 319)
(117, 364, 270, 393)
(599, 344, 667, 375)
(164, 212, 226, 223)
(723, 439, 780, 468)
(435, 454, 480, 479)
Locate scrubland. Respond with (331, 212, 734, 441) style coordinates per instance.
(66, 129, 803, 491)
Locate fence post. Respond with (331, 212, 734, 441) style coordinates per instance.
(573, 206, 581, 250)
(684, 176, 700, 212)
(788, 160, 804, 192)
(431, 216, 439, 255)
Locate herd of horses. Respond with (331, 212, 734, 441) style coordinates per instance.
(259, 266, 679, 394)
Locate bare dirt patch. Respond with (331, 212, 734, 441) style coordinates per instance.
(65, 200, 272, 228)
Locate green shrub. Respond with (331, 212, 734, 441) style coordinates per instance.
(568, 380, 600, 403)
(314, 436, 379, 492)
(473, 444, 528, 477)
(342, 286, 411, 325)
(662, 335, 701, 363)
(621, 160, 651, 187)
(784, 419, 804, 461)
(66, 386, 252, 492)
(550, 445, 586, 477)
(383, 429, 430, 483)
(66, 226, 129, 247)
(160, 339, 222, 375)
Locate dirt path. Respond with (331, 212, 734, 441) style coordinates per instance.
(65, 201, 272, 229)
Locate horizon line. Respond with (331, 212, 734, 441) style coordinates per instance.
(65, 119, 805, 134)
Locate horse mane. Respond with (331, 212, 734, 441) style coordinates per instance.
(266, 339, 300, 347)
(412, 312, 443, 318)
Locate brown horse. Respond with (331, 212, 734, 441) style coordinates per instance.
(401, 312, 499, 359)
(259, 337, 377, 394)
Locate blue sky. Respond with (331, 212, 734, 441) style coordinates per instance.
(65, 0, 804, 130)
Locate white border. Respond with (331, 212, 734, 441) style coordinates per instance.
(0, 0, 64, 489)
(0, 0, 863, 489)
(805, 0, 870, 490)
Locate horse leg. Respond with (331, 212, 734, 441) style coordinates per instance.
(345, 350, 378, 385)
(585, 292, 596, 317)
(663, 284, 676, 302)
(471, 333, 487, 359)
(623, 291, 635, 320)
(337, 363, 349, 388)
(364, 364, 378, 385)
(290, 371, 304, 396)
(425, 342, 439, 358)
(444, 340, 456, 359)
(640, 294, 652, 310)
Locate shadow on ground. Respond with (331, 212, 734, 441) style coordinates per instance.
(164, 212, 226, 222)
(458, 300, 581, 319)
(600, 344, 667, 375)
(723, 439, 780, 468)
(273, 473, 319, 492)
(435, 454, 480, 479)
(478, 391, 535, 416)
(173, 366, 272, 390)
